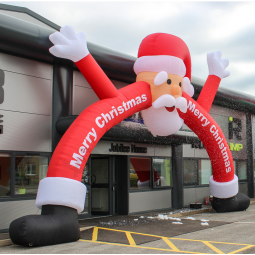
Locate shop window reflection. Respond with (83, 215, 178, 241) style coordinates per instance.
(80, 161, 89, 215)
(0, 153, 11, 197)
(153, 158, 171, 187)
(183, 159, 198, 185)
(184, 159, 248, 186)
(237, 160, 247, 181)
(15, 155, 48, 195)
(199, 160, 212, 185)
(130, 157, 151, 190)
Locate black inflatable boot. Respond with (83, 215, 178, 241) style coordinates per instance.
(211, 192, 250, 213)
(9, 205, 80, 247)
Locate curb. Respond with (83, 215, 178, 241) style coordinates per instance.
(0, 239, 13, 247)
(0, 226, 96, 248)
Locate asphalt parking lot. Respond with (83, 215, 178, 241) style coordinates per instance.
(1, 202, 255, 254)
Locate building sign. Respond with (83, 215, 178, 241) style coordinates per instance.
(228, 117, 243, 151)
(109, 143, 147, 153)
(0, 69, 4, 134)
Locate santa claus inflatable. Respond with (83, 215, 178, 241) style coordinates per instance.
(9, 25, 250, 247)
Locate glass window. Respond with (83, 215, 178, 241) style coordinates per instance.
(237, 161, 247, 181)
(15, 155, 48, 195)
(183, 159, 198, 185)
(199, 159, 212, 185)
(153, 158, 171, 187)
(233, 160, 236, 175)
(26, 164, 36, 175)
(130, 157, 151, 190)
(0, 153, 11, 197)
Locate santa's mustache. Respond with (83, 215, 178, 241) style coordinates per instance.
(152, 95, 187, 113)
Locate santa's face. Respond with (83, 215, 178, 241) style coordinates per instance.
(136, 71, 187, 136)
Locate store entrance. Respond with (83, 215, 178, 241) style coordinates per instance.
(80, 155, 117, 218)
(91, 157, 110, 215)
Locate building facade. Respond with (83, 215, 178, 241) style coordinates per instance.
(0, 3, 254, 232)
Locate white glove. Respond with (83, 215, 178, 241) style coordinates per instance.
(49, 25, 89, 62)
(207, 51, 230, 79)
(182, 77, 194, 97)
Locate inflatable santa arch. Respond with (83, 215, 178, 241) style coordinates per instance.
(9, 26, 250, 247)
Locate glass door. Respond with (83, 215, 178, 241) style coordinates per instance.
(91, 157, 110, 215)
(80, 160, 91, 218)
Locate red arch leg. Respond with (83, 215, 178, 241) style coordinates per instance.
(179, 93, 238, 198)
(36, 81, 152, 212)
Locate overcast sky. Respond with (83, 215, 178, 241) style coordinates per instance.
(2, 1, 255, 96)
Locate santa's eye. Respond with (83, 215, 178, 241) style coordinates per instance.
(167, 79, 171, 85)
(179, 82, 182, 87)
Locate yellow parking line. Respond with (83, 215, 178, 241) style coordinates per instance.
(98, 227, 171, 239)
(170, 237, 254, 246)
(92, 227, 98, 241)
(203, 241, 224, 254)
(162, 237, 180, 252)
(228, 245, 254, 254)
(84, 227, 255, 254)
(79, 239, 205, 254)
(126, 231, 136, 246)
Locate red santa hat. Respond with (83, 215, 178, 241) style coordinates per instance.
(134, 33, 192, 80)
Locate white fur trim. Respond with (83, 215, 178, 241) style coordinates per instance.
(209, 175, 238, 199)
(36, 177, 87, 213)
(134, 55, 186, 76)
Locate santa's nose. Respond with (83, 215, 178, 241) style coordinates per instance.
(171, 84, 182, 98)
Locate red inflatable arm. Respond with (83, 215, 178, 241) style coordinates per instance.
(197, 75, 221, 113)
(76, 54, 119, 100)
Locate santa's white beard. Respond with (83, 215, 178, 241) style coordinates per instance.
(141, 106, 184, 137)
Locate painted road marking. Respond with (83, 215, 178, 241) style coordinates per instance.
(79, 227, 255, 254)
(79, 239, 203, 254)
(91, 227, 98, 241)
(202, 241, 224, 254)
(162, 237, 180, 252)
(126, 231, 136, 246)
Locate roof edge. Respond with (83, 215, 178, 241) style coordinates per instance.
(0, 3, 61, 30)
